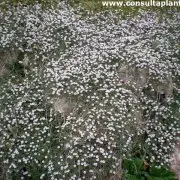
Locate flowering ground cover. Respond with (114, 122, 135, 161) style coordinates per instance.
(0, 1, 179, 179)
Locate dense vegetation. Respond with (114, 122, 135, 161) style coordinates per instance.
(0, 1, 179, 179)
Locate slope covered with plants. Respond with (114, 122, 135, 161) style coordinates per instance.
(0, 1, 179, 179)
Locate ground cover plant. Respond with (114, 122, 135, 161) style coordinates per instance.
(123, 158, 176, 180)
(0, 1, 179, 180)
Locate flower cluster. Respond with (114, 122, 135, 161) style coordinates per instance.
(0, 2, 179, 179)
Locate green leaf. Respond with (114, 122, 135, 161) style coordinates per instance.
(123, 158, 144, 175)
(147, 177, 176, 180)
(148, 177, 164, 180)
(149, 166, 176, 179)
(124, 174, 145, 180)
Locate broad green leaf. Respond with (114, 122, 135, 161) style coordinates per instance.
(150, 166, 176, 178)
(124, 174, 145, 180)
(123, 158, 144, 175)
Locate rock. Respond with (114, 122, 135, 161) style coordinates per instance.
(0, 50, 19, 76)
(117, 64, 173, 99)
(51, 97, 75, 115)
(117, 64, 149, 89)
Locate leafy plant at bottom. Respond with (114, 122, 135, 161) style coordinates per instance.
(123, 158, 176, 180)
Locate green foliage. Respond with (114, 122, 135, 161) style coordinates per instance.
(123, 158, 176, 180)
(0, 0, 59, 11)
(149, 166, 176, 180)
(6, 62, 25, 78)
(0, 0, 58, 5)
